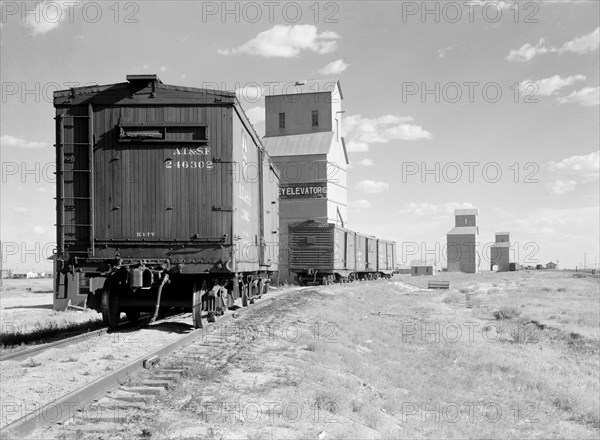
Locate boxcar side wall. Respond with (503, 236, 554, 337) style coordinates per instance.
(232, 108, 277, 273)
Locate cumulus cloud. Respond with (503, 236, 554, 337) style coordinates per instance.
(343, 114, 432, 153)
(245, 106, 265, 125)
(355, 180, 389, 194)
(0, 135, 49, 148)
(356, 158, 373, 166)
(550, 179, 577, 195)
(507, 38, 550, 62)
(521, 74, 586, 96)
(23, 1, 73, 35)
(507, 28, 599, 62)
(349, 199, 372, 209)
(547, 151, 599, 195)
(397, 202, 475, 217)
(557, 87, 599, 107)
(547, 151, 599, 176)
(437, 46, 453, 58)
(218, 25, 340, 57)
(318, 59, 349, 75)
(236, 85, 264, 102)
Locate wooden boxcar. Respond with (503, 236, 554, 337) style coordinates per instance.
(288, 221, 395, 284)
(53, 74, 279, 328)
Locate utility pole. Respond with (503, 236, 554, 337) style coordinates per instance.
(584, 252, 587, 270)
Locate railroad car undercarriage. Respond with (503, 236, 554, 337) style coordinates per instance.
(62, 258, 271, 329)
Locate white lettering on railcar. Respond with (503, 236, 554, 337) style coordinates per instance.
(173, 147, 211, 155)
(137, 232, 156, 237)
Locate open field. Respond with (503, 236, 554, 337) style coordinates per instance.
(49, 269, 599, 439)
(0, 279, 103, 353)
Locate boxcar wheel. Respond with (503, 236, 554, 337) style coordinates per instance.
(242, 284, 248, 307)
(101, 280, 120, 329)
(125, 311, 140, 323)
(192, 280, 206, 329)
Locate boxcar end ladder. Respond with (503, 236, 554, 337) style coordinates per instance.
(55, 103, 95, 256)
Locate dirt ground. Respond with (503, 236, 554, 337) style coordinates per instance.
(52, 269, 599, 440)
(0, 279, 103, 352)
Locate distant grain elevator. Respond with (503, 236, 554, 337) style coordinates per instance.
(490, 232, 510, 272)
(447, 209, 479, 273)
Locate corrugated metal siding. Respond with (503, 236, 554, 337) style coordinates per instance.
(289, 223, 335, 270)
(355, 234, 366, 271)
(366, 237, 377, 271)
(345, 231, 356, 270)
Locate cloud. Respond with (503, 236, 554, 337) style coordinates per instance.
(469, 0, 514, 9)
(349, 199, 372, 209)
(521, 74, 586, 96)
(437, 46, 453, 58)
(236, 85, 264, 101)
(550, 179, 577, 195)
(547, 151, 599, 176)
(245, 106, 265, 125)
(14, 207, 27, 213)
(160, 66, 168, 72)
(557, 87, 599, 107)
(507, 38, 550, 62)
(0, 135, 49, 148)
(356, 158, 373, 166)
(318, 59, 349, 75)
(547, 151, 599, 195)
(32, 226, 46, 234)
(560, 27, 600, 54)
(397, 202, 475, 218)
(345, 141, 369, 153)
(343, 114, 432, 153)
(23, 1, 73, 35)
(355, 180, 389, 194)
(507, 28, 599, 62)
(218, 25, 340, 57)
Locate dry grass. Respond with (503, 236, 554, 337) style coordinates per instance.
(107, 271, 599, 439)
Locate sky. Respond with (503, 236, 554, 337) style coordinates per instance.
(1, 0, 599, 272)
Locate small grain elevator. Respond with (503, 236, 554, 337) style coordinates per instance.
(447, 209, 479, 274)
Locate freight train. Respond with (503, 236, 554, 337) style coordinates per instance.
(288, 221, 396, 285)
(52, 75, 395, 329)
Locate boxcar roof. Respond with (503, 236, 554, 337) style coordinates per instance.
(53, 80, 236, 106)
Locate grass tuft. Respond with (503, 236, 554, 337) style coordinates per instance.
(493, 306, 521, 320)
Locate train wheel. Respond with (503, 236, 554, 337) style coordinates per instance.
(192, 280, 206, 329)
(101, 279, 120, 329)
(242, 283, 248, 307)
(125, 310, 140, 323)
(257, 279, 263, 299)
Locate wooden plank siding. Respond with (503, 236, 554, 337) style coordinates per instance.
(54, 78, 278, 275)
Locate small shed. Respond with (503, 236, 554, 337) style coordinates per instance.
(410, 260, 437, 276)
(546, 262, 558, 270)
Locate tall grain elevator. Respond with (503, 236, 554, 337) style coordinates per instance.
(262, 80, 348, 283)
(446, 208, 480, 273)
(490, 232, 510, 272)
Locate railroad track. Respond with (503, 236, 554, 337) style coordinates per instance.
(0, 311, 188, 363)
(0, 286, 311, 440)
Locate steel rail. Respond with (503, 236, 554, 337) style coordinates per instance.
(0, 287, 309, 440)
(0, 312, 188, 363)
